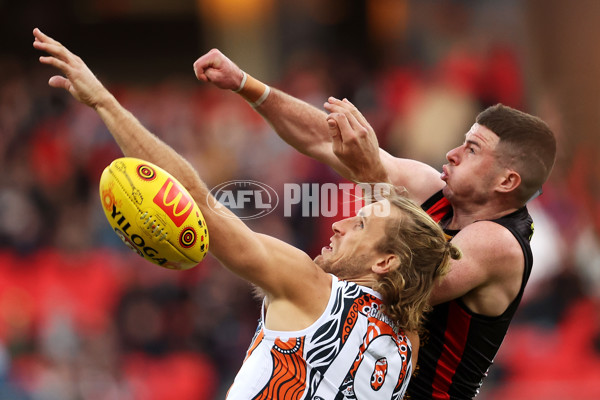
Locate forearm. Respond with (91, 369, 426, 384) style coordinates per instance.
(94, 93, 197, 188)
(33, 31, 291, 288)
(255, 88, 331, 159)
(236, 74, 344, 167)
(238, 76, 393, 183)
(94, 94, 314, 298)
(194, 50, 333, 161)
(93, 93, 261, 269)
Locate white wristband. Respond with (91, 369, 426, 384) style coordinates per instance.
(233, 71, 247, 93)
(251, 85, 270, 108)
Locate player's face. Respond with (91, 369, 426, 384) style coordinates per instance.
(441, 123, 504, 204)
(314, 200, 396, 279)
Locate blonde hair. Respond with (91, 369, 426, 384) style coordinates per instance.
(370, 187, 461, 333)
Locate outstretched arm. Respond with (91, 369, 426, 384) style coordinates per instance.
(193, 49, 444, 203)
(194, 49, 356, 177)
(32, 28, 331, 311)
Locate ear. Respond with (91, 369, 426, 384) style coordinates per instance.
(372, 254, 400, 275)
(496, 168, 521, 194)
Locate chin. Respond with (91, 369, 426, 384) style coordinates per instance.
(314, 254, 323, 266)
(442, 185, 456, 201)
(315, 257, 335, 274)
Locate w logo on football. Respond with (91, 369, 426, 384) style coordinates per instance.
(153, 178, 194, 227)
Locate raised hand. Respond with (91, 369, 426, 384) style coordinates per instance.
(32, 28, 110, 108)
(193, 48, 245, 91)
(324, 97, 389, 183)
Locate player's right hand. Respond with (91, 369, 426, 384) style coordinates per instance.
(193, 49, 245, 91)
(33, 28, 110, 109)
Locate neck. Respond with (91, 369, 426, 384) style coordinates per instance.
(347, 276, 376, 288)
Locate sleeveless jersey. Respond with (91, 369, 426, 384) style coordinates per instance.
(405, 190, 534, 399)
(227, 277, 413, 400)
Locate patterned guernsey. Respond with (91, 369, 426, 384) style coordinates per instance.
(227, 277, 413, 400)
(405, 190, 534, 399)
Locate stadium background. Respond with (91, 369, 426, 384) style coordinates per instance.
(1, 0, 600, 398)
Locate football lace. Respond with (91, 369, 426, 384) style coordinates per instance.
(140, 211, 168, 241)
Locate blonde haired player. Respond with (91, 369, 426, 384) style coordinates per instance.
(34, 28, 460, 399)
(193, 48, 557, 399)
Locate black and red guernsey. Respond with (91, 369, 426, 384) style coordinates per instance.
(405, 190, 534, 400)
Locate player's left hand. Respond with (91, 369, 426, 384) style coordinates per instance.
(33, 28, 110, 108)
(324, 97, 389, 183)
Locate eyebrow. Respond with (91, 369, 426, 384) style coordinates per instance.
(465, 139, 481, 149)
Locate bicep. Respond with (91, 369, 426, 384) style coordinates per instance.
(428, 238, 488, 306)
(253, 233, 330, 299)
(427, 223, 493, 306)
(428, 222, 524, 307)
(200, 198, 326, 300)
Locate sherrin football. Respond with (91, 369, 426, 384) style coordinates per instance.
(99, 157, 209, 270)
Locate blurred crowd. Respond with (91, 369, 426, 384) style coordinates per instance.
(2, 1, 600, 399)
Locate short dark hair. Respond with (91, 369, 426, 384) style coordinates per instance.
(476, 104, 556, 203)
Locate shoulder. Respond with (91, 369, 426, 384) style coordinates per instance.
(429, 219, 526, 308)
(452, 220, 524, 279)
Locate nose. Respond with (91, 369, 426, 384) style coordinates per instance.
(446, 145, 460, 165)
(332, 220, 343, 235)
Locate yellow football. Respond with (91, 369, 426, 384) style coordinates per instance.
(99, 157, 208, 270)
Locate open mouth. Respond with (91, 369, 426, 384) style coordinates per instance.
(321, 244, 333, 254)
